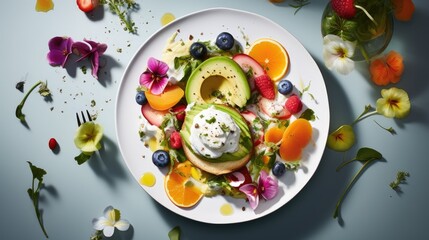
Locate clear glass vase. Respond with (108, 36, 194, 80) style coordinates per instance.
(321, 1, 394, 61)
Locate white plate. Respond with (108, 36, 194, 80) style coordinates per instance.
(115, 7, 329, 224)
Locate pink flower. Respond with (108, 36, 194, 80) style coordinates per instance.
(139, 57, 169, 95)
(72, 39, 108, 79)
(239, 170, 278, 210)
(47, 36, 74, 67)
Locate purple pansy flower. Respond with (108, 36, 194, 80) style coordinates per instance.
(139, 57, 169, 95)
(239, 170, 278, 210)
(47, 36, 74, 67)
(72, 39, 108, 79)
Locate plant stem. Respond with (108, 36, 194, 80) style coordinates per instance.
(336, 158, 356, 172)
(351, 110, 378, 126)
(333, 160, 373, 219)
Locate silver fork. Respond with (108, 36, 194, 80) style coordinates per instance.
(76, 110, 92, 126)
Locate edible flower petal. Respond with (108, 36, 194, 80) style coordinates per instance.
(391, 0, 415, 21)
(239, 170, 278, 209)
(72, 39, 108, 79)
(47, 36, 74, 67)
(92, 206, 130, 238)
(323, 34, 356, 75)
(74, 122, 104, 152)
(376, 87, 410, 119)
(139, 57, 169, 95)
(370, 51, 404, 86)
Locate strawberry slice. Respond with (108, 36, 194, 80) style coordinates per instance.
(258, 97, 291, 120)
(141, 103, 168, 127)
(77, 0, 99, 12)
(232, 54, 266, 91)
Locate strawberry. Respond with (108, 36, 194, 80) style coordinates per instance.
(254, 74, 275, 100)
(331, 0, 356, 19)
(285, 95, 303, 114)
(169, 131, 182, 149)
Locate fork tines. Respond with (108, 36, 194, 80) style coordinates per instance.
(76, 110, 92, 126)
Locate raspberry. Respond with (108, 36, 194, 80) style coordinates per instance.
(169, 131, 182, 149)
(48, 138, 58, 150)
(285, 95, 302, 114)
(331, 0, 356, 19)
(254, 74, 275, 100)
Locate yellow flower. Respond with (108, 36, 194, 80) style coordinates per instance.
(74, 122, 104, 152)
(376, 87, 410, 118)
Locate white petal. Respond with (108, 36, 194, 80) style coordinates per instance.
(332, 58, 355, 75)
(103, 206, 114, 218)
(92, 217, 108, 231)
(114, 220, 130, 231)
(323, 34, 342, 44)
(103, 226, 115, 237)
(323, 50, 337, 69)
(229, 172, 245, 187)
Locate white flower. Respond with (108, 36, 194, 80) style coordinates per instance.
(323, 34, 356, 75)
(92, 206, 130, 237)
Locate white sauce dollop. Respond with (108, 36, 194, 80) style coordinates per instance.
(189, 106, 241, 158)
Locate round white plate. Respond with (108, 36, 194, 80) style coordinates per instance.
(115, 7, 329, 224)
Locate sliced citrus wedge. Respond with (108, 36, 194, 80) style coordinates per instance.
(247, 38, 289, 81)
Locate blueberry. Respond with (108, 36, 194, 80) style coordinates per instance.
(152, 150, 170, 168)
(135, 91, 147, 105)
(215, 32, 235, 50)
(272, 161, 286, 177)
(277, 79, 293, 95)
(189, 42, 207, 60)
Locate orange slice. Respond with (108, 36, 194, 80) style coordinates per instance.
(247, 38, 289, 81)
(164, 161, 203, 208)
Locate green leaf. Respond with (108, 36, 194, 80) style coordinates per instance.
(168, 226, 181, 240)
(355, 147, 382, 162)
(299, 108, 316, 121)
(74, 152, 92, 165)
(27, 161, 47, 182)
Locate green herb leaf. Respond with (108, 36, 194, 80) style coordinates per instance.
(390, 171, 410, 191)
(74, 152, 92, 165)
(289, 0, 311, 15)
(333, 147, 383, 219)
(168, 226, 181, 240)
(16, 81, 42, 123)
(27, 161, 49, 238)
(299, 108, 316, 121)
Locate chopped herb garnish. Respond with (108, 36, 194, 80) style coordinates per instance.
(220, 123, 230, 132)
(390, 171, 410, 191)
(206, 117, 216, 124)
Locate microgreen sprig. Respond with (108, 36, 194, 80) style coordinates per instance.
(27, 161, 49, 238)
(390, 171, 410, 191)
(333, 147, 383, 219)
(290, 0, 311, 15)
(100, 0, 138, 34)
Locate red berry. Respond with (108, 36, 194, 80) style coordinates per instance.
(254, 74, 275, 100)
(169, 131, 182, 149)
(285, 95, 303, 114)
(172, 104, 186, 122)
(331, 0, 356, 19)
(48, 138, 58, 150)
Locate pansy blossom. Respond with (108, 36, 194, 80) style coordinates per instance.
(92, 206, 130, 238)
(47, 36, 74, 67)
(139, 57, 169, 95)
(376, 87, 410, 119)
(72, 39, 108, 79)
(239, 170, 278, 210)
(323, 34, 356, 75)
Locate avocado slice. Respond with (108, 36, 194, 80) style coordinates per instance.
(185, 56, 251, 108)
(180, 103, 253, 175)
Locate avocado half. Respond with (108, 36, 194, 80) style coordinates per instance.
(185, 56, 251, 108)
(180, 103, 253, 175)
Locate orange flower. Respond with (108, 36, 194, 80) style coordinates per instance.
(391, 0, 415, 21)
(369, 51, 404, 86)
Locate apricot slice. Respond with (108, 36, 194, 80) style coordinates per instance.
(279, 118, 312, 161)
(145, 85, 184, 111)
(264, 126, 285, 144)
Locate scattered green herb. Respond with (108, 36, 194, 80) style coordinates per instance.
(168, 226, 181, 240)
(374, 120, 396, 135)
(390, 171, 410, 191)
(16, 81, 51, 123)
(100, 0, 138, 34)
(206, 117, 216, 124)
(81, 65, 87, 74)
(27, 161, 49, 238)
(290, 1, 311, 15)
(333, 147, 383, 219)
